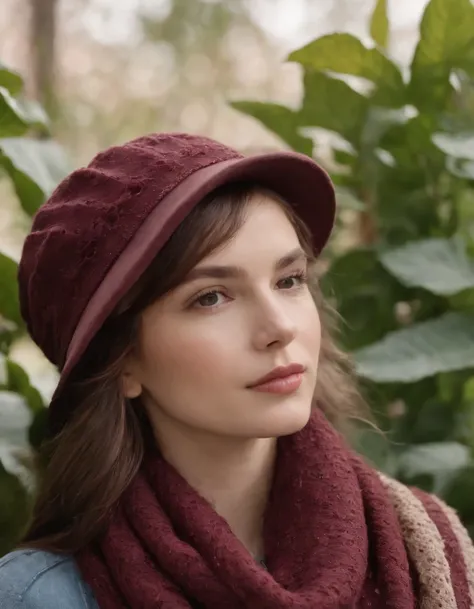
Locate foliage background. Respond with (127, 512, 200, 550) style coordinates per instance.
(2, 0, 474, 555)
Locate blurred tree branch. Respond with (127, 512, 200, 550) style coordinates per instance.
(29, 0, 58, 118)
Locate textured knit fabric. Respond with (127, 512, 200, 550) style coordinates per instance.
(73, 409, 474, 609)
(1, 435, 473, 609)
(18, 134, 240, 368)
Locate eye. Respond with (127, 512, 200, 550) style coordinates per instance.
(277, 271, 308, 290)
(192, 289, 228, 309)
(189, 271, 308, 309)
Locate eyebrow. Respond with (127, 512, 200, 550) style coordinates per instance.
(182, 247, 308, 284)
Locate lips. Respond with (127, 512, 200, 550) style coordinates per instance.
(248, 363, 306, 388)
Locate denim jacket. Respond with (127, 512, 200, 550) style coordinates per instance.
(0, 549, 98, 608)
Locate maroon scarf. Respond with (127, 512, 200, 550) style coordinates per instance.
(76, 410, 416, 609)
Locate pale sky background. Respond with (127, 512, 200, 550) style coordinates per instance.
(82, 0, 428, 39)
(81, 0, 430, 62)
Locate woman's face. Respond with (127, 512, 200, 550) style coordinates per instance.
(123, 193, 321, 440)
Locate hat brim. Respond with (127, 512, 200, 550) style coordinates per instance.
(49, 150, 335, 431)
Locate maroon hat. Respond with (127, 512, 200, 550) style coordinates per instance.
(18, 132, 335, 430)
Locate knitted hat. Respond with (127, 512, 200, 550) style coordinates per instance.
(18, 132, 335, 430)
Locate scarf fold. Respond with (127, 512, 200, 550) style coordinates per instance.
(76, 410, 416, 609)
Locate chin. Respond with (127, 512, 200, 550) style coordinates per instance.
(248, 397, 313, 439)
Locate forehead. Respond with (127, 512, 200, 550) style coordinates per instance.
(177, 199, 305, 288)
(204, 193, 299, 261)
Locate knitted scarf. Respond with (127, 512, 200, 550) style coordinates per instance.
(75, 409, 469, 609)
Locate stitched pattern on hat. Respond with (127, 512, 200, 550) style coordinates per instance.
(18, 133, 242, 365)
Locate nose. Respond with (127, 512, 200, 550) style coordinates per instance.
(251, 294, 298, 351)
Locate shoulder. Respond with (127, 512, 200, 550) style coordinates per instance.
(0, 548, 98, 609)
(379, 473, 474, 608)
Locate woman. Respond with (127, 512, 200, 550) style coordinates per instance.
(0, 132, 472, 609)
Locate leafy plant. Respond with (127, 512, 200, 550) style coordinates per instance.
(233, 0, 474, 533)
(0, 65, 69, 555)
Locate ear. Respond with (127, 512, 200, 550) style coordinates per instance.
(121, 364, 143, 399)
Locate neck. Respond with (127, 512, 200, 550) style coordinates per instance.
(150, 416, 277, 560)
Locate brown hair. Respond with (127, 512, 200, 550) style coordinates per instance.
(18, 182, 368, 553)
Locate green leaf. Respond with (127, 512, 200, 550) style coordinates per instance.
(0, 138, 70, 215)
(0, 64, 23, 95)
(449, 287, 474, 311)
(0, 87, 49, 138)
(379, 236, 474, 296)
(463, 376, 474, 402)
(6, 361, 44, 412)
(445, 156, 474, 180)
(322, 248, 402, 350)
(409, 0, 474, 111)
(351, 425, 396, 473)
(0, 354, 7, 387)
(432, 132, 474, 160)
(457, 376, 474, 449)
(0, 87, 28, 137)
(230, 101, 313, 155)
(370, 0, 389, 48)
(355, 312, 474, 383)
(379, 114, 444, 179)
(0, 460, 30, 556)
(299, 71, 369, 144)
(443, 465, 474, 525)
(0, 252, 21, 327)
(0, 391, 32, 449)
(361, 106, 414, 151)
(0, 387, 41, 544)
(288, 33, 404, 106)
(0, 390, 36, 505)
(13, 98, 49, 132)
(397, 442, 470, 495)
(397, 396, 458, 444)
(335, 187, 366, 211)
(456, 190, 474, 251)
(28, 406, 49, 451)
(333, 147, 356, 166)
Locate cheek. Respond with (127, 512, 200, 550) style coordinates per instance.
(139, 318, 235, 391)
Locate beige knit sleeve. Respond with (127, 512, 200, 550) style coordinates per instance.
(378, 473, 459, 609)
(430, 494, 474, 606)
